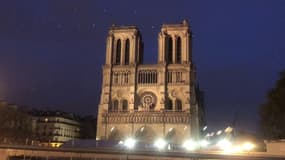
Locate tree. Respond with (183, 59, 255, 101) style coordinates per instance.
(0, 103, 34, 144)
(260, 70, 285, 139)
(80, 115, 97, 139)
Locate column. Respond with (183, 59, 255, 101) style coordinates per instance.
(185, 32, 190, 62)
(121, 39, 125, 65)
(158, 32, 166, 63)
(136, 36, 140, 63)
(173, 35, 176, 64)
(105, 35, 113, 65)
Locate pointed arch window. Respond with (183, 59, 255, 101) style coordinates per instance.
(122, 99, 128, 111)
(125, 39, 130, 65)
(168, 37, 173, 64)
(166, 99, 173, 110)
(175, 99, 182, 111)
(176, 37, 182, 64)
(112, 100, 119, 111)
(115, 39, 121, 65)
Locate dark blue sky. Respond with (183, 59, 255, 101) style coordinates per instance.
(0, 0, 285, 133)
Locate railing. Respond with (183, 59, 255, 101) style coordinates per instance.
(102, 111, 190, 124)
(2, 145, 285, 160)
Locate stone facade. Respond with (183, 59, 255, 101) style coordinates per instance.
(96, 20, 204, 144)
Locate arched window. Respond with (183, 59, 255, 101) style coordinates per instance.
(149, 104, 155, 111)
(168, 37, 173, 64)
(115, 39, 121, 65)
(125, 39, 130, 65)
(175, 99, 182, 111)
(113, 100, 119, 111)
(166, 99, 173, 110)
(176, 37, 181, 64)
(122, 100, 128, 111)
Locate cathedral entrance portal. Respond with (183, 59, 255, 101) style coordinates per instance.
(135, 126, 156, 143)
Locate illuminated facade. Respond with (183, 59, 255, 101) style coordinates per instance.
(96, 20, 204, 144)
(34, 112, 80, 147)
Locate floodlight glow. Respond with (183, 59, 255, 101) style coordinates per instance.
(183, 139, 197, 151)
(242, 142, 255, 151)
(233, 146, 243, 153)
(118, 140, 124, 145)
(224, 126, 233, 133)
(217, 139, 232, 149)
(223, 145, 243, 154)
(200, 139, 209, 147)
(154, 138, 167, 150)
(124, 138, 136, 149)
(216, 130, 222, 135)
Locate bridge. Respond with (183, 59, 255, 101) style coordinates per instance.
(0, 144, 285, 160)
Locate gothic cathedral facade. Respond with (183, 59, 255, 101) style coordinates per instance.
(96, 20, 204, 144)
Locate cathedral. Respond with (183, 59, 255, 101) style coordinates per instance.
(96, 20, 204, 144)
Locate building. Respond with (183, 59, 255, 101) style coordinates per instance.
(266, 140, 285, 155)
(96, 20, 204, 144)
(33, 111, 81, 147)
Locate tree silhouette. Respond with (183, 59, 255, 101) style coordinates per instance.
(260, 70, 285, 139)
(0, 103, 34, 144)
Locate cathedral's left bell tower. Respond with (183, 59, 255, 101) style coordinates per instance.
(105, 25, 143, 66)
(97, 26, 143, 140)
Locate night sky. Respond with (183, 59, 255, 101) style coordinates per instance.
(0, 0, 285, 133)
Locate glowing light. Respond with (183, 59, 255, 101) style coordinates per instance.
(167, 144, 171, 150)
(242, 142, 255, 151)
(183, 139, 197, 151)
(200, 139, 209, 147)
(202, 126, 207, 131)
(225, 126, 233, 133)
(124, 138, 136, 149)
(217, 139, 232, 149)
(216, 130, 222, 135)
(154, 138, 167, 150)
(222, 145, 243, 154)
(50, 143, 62, 148)
(233, 146, 243, 153)
(118, 140, 124, 145)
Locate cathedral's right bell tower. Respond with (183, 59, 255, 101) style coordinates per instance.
(158, 20, 192, 64)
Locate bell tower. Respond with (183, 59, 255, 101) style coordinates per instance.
(158, 20, 192, 64)
(105, 25, 143, 66)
